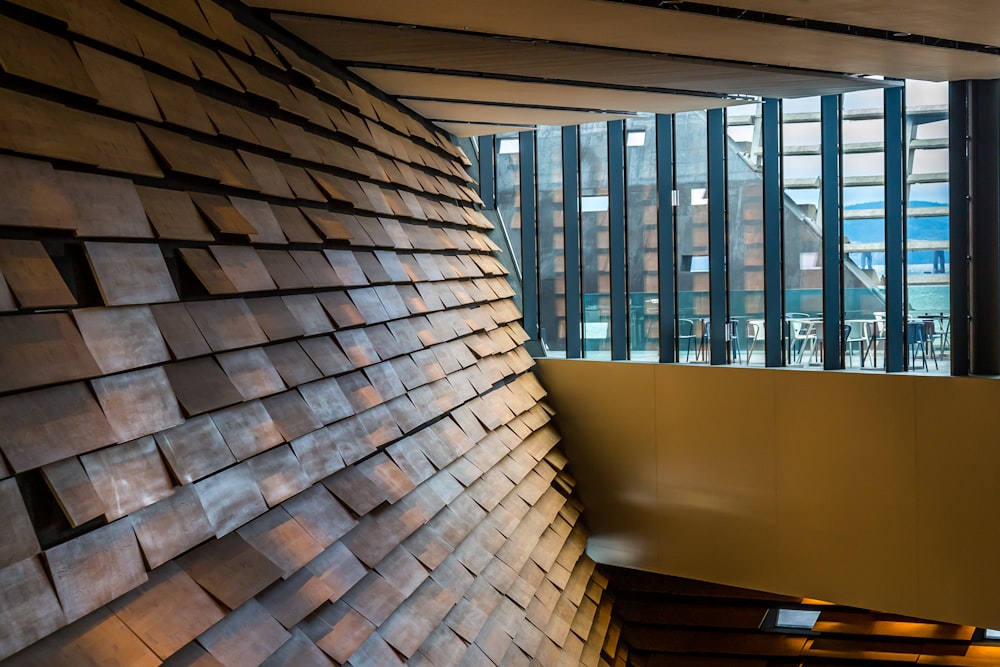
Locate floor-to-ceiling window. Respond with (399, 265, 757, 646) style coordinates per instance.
(727, 103, 765, 366)
(905, 80, 950, 373)
(579, 122, 611, 358)
(781, 96, 824, 366)
(485, 81, 949, 375)
(536, 126, 566, 355)
(675, 111, 710, 363)
(495, 132, 522, 271)
(625, 114, 658, 360)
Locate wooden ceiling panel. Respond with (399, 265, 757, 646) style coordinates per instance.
(353, 68, 740, 115)
(710, 0, 1000, 50)
(278, 17, 891, 100)
(264, 1, 1000, 81)
(435, 122, 535, 138)
(401, 100, 632, 127)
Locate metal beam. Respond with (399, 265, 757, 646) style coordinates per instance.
(884, 86, 906, 372)
(478, 135, 496, 209)
(656, 114, 677, 363)
(707, 108, 728, 364)
(821, 94, 843, 369)
(519, 131, 539, 342)
(968, 79, 1000, 375)
(762, 98, 783, 367)
(948, 81, 970, 376)
(608, 121, 628, 360)
(563, 126, 583, 359)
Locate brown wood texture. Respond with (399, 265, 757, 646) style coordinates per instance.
(91, 366, 185, 443)
(0, 3, 619, 666)
(179, 532, 283, 610)
(42, 457, 107, 527)
(72, 306, 170, 375)
(109, 561, 226, 660)
(54, 170, 153, 238)
(165, 357, 244, 416)
(85, 241, 178, 306)
(0, 381, 116, 471)
(129, 484, 216, 569)
(0, 239, 76, 308)
(210, 245, 277, 293)
(135, 186, 215, 241)
(46, 519, 149, 622)
(0, 557, 67, 660)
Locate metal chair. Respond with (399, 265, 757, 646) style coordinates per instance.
(677, 318, 697, 362)
(746, 319, 765, 365)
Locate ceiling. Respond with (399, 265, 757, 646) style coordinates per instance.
(247, 0, 1000, 136)
(607, 566, 1000, 667)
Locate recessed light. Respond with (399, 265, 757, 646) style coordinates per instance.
(776, 609, 821, 629)
(497, 138, 519, 155)
(626, 130, 647, 147)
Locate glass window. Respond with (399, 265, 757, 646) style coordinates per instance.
(783, 97, 824, 366)
(536, 126, 566, 356)
(495, 132, 522, 269)
(842, 90, 888, 371)
(727, 103, 764, 365)
(580, 122, 611, 359)
(676, 111, 710, 363)
(906, 80, 949, 373)
(625, 114, 658, 360)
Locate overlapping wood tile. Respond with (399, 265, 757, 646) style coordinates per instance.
(0, 381, 116, 471)
(81, 436, 175, 520)
(0, 557, 67, 661)
(91, 366, 184, 443)
(85, 241, 177, 306)
(0, 240, 76, 308)
(73, 306, 170, 375)
(46, 519, 148, 623)
(109, 561, 226, 660)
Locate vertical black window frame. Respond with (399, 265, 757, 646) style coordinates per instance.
(519, 131, 539, 343)
(821, 94, 844, 369)
(948, 81, 970, 376)
(563, 126, 583, 359)
(762, 98, 785, 366)
(707, 107, 728, 364)
(608, 120, 628, 359)
(656, 114, 677, 363)
(479, 135, 496, 210)
(884, 85, 907, 372)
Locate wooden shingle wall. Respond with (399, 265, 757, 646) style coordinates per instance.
(0, 1, 625, 664)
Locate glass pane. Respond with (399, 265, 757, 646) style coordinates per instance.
(842, 90, 889, 370)
(906, 79, 949, 374)
(625, 115, 658, 360)
(727, 103, 764, 366)
(676, 111, 710, 363)
(783, 97, 824, 366)
(495, 132, 522, 269)
(537, 126, 566, 356)
(580, 122, 611, 359)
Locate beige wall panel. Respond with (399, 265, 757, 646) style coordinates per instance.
(652, 365, 780, 594)
(535, 360, 657, 568)
(770, 371, 918, 614)
(540, 359, 1000, 630)
(913, 376, 1000, 628)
